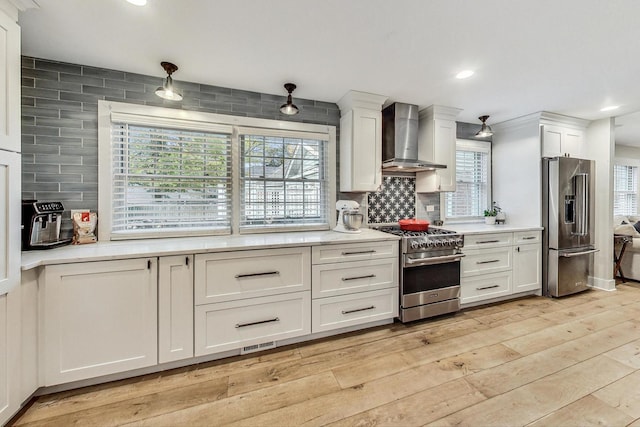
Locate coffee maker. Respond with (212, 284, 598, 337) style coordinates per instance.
(22, 200, 72, 250)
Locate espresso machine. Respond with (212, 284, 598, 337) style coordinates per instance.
(22, 200, 72, 250)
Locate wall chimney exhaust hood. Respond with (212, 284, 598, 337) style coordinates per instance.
(382, 103, 447, 172)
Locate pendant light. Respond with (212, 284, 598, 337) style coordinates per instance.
(475, 115, 493, 137)
(155, 62, 183, 101)
(279, 83, 299, 115)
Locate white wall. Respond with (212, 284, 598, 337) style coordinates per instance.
(615, 144, 640, 162)
(586, 118, 615, 291)
(492, 120, 541, 226)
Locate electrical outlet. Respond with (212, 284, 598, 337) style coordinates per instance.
(426, 205, 435, 212)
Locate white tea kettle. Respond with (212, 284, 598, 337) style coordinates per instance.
(333, 200, 363, 233)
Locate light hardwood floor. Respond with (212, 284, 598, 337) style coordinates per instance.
(11, 283, 640, 427)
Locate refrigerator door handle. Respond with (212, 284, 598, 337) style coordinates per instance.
(573, 173, 589, 236)
(559, 248, 599, 258)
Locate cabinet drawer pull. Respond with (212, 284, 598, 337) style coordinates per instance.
(342, 250, 376, 255)
(522, 236, 537, 240)
(477, 240, 500, 244)
(342, 274, 376, 281)
(476, 284, 500, 290)
(235, 317, 280, 328)
(476, 259, 500, 265)
(342, 305, 376, 315)
(235, 271, 280, 279)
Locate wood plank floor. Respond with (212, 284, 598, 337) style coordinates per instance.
(11, 283, 640, 427)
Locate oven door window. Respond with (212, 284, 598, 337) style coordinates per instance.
(402, 261, 460, 295)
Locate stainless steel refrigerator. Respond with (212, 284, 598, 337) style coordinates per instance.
(542, 156, 598, 297)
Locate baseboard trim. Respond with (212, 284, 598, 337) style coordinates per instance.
(589, 276, 616, 292)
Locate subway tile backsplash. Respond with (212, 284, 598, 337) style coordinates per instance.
(21, 56, 340, 237)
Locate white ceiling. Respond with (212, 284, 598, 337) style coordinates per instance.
(16, 0, 640, 144)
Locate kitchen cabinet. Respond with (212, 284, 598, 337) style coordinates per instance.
(416, 105, 461, 193)
(0, 151, 20, 296)
(311, 241, 398, 333)
(194, 247, 311, 357)
(195, 291, 310, 356)
(461, 230, 541, 307)
(513, 231, 542, 293)
(0, 6, 20, 154)
(541, 124, 586, 158)
(0, 287, 21, 426)
(158, 255, 194, 364)
(194, 247, 310, 304)
(41, 258, 158, 385)
(336, 90, 388, 192)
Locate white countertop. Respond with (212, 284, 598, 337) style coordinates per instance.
(21, 228, 399, 270)
(442, 223, 544, 235)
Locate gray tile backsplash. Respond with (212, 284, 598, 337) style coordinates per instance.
(21, 56, 341, 237)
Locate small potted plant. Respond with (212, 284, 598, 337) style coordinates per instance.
(484, 203, 498, 225)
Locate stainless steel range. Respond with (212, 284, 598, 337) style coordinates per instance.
(377, 226, 464, 322)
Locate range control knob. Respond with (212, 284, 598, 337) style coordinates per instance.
(456, 237, 464, 246)
(410, 240, 420, 249)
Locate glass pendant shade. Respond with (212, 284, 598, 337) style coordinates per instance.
(155, 62, 183, 101)
(279, 83, 299, 115)
(475, 115, 493, 137)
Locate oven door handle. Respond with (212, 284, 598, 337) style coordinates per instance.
(405, 253, 465, 267)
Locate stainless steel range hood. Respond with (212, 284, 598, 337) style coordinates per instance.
(382, 103, 447, 172)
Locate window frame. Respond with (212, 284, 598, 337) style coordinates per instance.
(98, 101, 336, 240)
(441, 138, 492, 223)
(613, 158, 640, 217)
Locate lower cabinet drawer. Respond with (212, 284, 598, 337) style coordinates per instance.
(312, 288, 398, 333)
(312, 258, 398, 299)
(461, 271, 512, 304)
(462, 247, 512, 277)
(194, 291, 310, 356)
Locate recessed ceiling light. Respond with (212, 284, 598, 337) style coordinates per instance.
(456, 70, 474, 79)
(126, 0, 147, 6)
(601, 105, 619, 112)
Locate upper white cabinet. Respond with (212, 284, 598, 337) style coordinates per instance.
(416, 105, 462, 192)
(541, 123, 586, 158)
(41, 258, 158, 385)
(337, 91, 388, 192)
(0, 5, 20, 154)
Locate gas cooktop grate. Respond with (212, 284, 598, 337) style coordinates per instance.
(376, 226, 458, 237)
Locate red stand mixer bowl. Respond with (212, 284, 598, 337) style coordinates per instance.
(398, 218, 429, 231)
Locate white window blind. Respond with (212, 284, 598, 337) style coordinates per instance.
(239, 130, 330, 231)
(110, 122, 232, 238)
(445, 140, 491, 220)
(613, 163, 638, 216)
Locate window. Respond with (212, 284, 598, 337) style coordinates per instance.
(239, 130, 329, 230)
(443, 139, 492, 221)
(99, 101, 335, 240)
(613, 163, 639, 216)
(109, 122, 232, 238)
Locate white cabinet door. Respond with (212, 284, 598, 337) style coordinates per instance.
(311, 258, 398, 299)
(339, 108, 382, 192)
(337, 91, 387, 192)
(461, 271, 512, 304)
(158, 255, 194, 364)
(416, 106, 460, 193)
(0, 289, 21, 426)
(563, 128, 585, 158)
(432, 119, 457, 191)
(541, 125, 585, 158)
(513, 243, 542, 293)
(0, 9, 20, 153)
(42, 258, 158, 385)
(0, 151, 20, 295)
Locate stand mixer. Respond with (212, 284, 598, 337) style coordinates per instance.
(333, 200, 363, 233)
